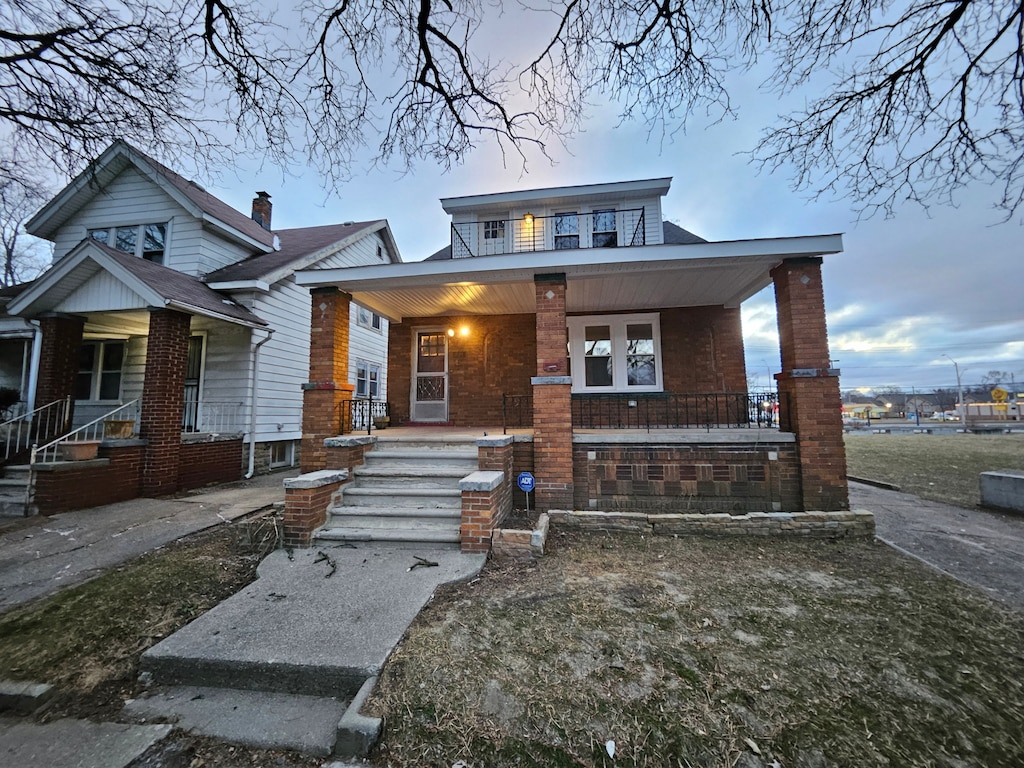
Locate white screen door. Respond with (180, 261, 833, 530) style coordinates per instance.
(411, 330, 448, 421)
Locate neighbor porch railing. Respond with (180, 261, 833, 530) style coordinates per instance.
(501, 391, 784, 433)
(182, 400, 245, 434)
(1, 397, 71, 463)
(452, 207, 646, 258)
(29, 400, 140, 465)
(340, 397, 391, 435)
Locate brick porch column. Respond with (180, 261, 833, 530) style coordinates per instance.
(771, 257, 848, 511)
(34, 314, 85, 434)
(301, 287, 354, 472)
(140, 309, 191, 496)
(532, 274, 573, 511)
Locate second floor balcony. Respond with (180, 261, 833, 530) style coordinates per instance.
(451, 208, 647, 258)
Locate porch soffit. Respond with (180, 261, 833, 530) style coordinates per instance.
(296, 234, 843, 321)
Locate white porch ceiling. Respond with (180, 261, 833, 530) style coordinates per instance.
(296, 235, 843, 322)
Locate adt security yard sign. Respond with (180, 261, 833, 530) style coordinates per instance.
(517, 471, 535, 511)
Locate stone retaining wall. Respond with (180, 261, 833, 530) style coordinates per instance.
(547, 509, 874, 538)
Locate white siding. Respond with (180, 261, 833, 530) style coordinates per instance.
(315, 231, 390, 270)
(350, 304, 389, 401)
(189, 318, 251, 431)
(53, 271, 148, 313)
(192, 231, 256, 278)
(247, 278, 311, 443)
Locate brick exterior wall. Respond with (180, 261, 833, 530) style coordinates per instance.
(34, 443, 144, 515)
(178, 438, 244, 491)
(387, 314, 536, 425)
(512, 439, 535, 508)
(572, 442, 801, 513)
(477, 440, 514, 527)
(140, 309, 191, 496)
(772, 258, 849, 511)
(34, 315, 84, 431)
(386, 305, 746, 427)
(302, 288, 353, 471)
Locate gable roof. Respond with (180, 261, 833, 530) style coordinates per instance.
(26, 140, 276, 252)
(424, 220, 706, 261)
(7, 240, 266, 327)
(205, 220, 402, 285)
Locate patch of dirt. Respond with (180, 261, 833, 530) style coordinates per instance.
(369, 530, 1024, 768)
(500, 507, 541, 531)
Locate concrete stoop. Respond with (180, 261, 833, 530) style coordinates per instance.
(132, 544, 486, 757)
(315, 436, 479, 546)
(0, 465, 31, 518)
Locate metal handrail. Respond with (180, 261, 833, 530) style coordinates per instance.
(451, 207, 647, 258)
(340, 396, 391, 435)
(1, 397, 71, 463)
(29, 400, 140, 465)
(182, 400, 245, 434)
(570, 391, 784, 431)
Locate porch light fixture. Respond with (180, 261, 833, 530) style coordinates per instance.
(459, 325, 470, 337)
(447, 328, 456, 337)
(523, 212, 534, 224)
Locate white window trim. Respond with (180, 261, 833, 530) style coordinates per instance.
(567, 313, 663, 394)
(355, 359, 381, 399)
(77, 340, 126, 402)
(88, 220, 171, 264)
(356, 305, 383, 333)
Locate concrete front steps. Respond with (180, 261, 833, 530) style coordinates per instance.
(315, 435, 479, 546)
(0, 465, 31, 517)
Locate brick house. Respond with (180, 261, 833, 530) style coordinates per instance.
(286, 178, 851, 551)
(1, 141, 399, 514)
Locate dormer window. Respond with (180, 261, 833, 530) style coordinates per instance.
(89, 222, 167, 264)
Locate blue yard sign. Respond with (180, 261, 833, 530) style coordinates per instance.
(517, 472, 535, 512)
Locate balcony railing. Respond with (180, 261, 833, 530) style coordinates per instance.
(182, 400, 244, 434)
(502, 391, 784, 433)
(452, 208, 646, 258)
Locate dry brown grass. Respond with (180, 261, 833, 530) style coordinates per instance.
(369, 531, 1024, 768)
(844, 433, 1024, 508)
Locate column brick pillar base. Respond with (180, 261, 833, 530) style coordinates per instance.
(301, 383, 355, 473)
(34, 315, 84, 435)
(532, 380, 574, 511)
(140, 309, 191, 497)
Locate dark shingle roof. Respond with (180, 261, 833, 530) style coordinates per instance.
(205, 221, 381, 283)
(95, 243, 267, 326)
(424, 220, 706, 260)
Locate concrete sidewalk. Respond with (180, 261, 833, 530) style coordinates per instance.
(851, 481, 1024, 609)
(0, 469, 296, 611)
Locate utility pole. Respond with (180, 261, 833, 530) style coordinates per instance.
(942, 354, 966, 429)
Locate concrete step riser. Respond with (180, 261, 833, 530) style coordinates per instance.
(373, 440, 480, 452)
(363, 456, 477, 470)
(327, 516, 459, 531)
(337, 494, 460, 510)
(314, 528, 461, 546)
(349, 476, 464, 491)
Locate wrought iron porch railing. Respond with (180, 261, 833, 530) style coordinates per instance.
(502, 393, 533, 435)
(571, 391, 783, 431)
(451, 207, 646, 258)
(29, 400, 140, 465)
(502, 391, 783, 433)
(340, 397, 391, 435)
(1, 397, 71, 463)
(182, 400, 245, 434)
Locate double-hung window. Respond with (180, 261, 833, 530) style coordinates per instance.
(76, 341, 125, 401)
(89, 222, 167, 264)
(567, 314, 662, 393)
(553, 213, 579, 250)
(591, 209, 618, 248)
(355, 360, 381, 398)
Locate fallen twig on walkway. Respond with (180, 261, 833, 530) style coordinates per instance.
(314, 550, 337, 578)
(408, 556, 439, 572)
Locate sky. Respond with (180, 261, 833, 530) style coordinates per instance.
(32, 6, 1024, 397)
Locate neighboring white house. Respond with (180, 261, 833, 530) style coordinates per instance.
(3, 140, 399, 477)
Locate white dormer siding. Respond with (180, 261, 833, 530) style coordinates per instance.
(444, 179, 668, 258)
(48, 165, 258, 277)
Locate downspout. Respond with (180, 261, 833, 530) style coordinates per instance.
(26, 320, 42, 410)
(245, 328, 274, 479)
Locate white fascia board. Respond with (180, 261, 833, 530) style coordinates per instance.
(296, 234, 844, 292)
(164, 300, 268, 329)
(206, 279, 272, 293)
(440, 178, 673, 214)
(259, 221, 392, 285)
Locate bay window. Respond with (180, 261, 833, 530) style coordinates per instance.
(568, 314, 663, 393)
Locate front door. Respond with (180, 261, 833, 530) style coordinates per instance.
(411, 329, 448, 422)
(181, 335, 204, 431)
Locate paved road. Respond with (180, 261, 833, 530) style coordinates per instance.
(0, 470, 295, 611)
(851, 481, 1024, 609)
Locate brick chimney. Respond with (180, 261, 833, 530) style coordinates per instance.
(252, 191, 272, 230)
